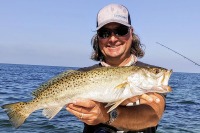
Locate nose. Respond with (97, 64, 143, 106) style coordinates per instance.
(109, 32, 118, 42)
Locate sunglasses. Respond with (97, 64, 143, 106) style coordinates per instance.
(97, 26, 130, 39)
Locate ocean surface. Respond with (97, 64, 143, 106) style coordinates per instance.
(0, 63, 200, 133)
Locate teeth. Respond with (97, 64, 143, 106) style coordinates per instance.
(108, 45, 118, 48)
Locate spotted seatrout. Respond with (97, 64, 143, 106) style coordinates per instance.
(2, 66, 172, 128)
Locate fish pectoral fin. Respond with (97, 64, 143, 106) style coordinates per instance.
(42, 106, 62, 120)
(105, 102, 115, 108)
(115, 82, 129, 89)
(107, 99, 126, 113)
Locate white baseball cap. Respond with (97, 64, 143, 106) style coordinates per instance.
(96, 3, 132, 30)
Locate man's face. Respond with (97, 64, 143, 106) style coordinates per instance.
(98, 22, 133, 61)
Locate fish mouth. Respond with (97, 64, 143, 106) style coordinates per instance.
(160, 69, 173, 86)
(162, 85, 172, 92)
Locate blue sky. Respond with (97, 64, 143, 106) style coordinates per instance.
(0, 0, 200, 73)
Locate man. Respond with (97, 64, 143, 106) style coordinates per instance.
(67, 3, 165, 133)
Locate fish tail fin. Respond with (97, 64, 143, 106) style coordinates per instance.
(1, 102, 34, 128)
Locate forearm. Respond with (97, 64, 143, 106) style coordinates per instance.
(108, 93, 165, 131)
(110, 105, 159, 131)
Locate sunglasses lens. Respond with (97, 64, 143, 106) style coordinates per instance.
(98, 30, 111, 38)
(115, 27, 129, 36)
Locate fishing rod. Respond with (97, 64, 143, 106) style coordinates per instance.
(156, 42, 200, 67)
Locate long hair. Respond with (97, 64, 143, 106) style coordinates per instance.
(90, 33, 145, 61)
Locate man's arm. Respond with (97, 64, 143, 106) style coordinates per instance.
(66, 93, 165, 131)
(110, 93, 165, 130)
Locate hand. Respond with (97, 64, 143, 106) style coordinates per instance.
(121, 93, 161, 106)
(140, 93, 161, 104)
(66, 99, 109, 125)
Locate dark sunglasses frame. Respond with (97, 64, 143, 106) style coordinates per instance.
(97, 26, 131, 39)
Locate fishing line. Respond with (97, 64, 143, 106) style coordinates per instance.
(156, 42, 200, 67)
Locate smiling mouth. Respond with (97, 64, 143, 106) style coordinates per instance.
(107, 44, 121, 48)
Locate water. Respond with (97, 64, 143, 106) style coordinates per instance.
(0, 63, 200, 133)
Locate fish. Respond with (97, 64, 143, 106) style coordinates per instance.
(1, 65, 172, 128)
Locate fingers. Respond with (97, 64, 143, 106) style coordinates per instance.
(66, 99, 104, 125)
(67, 103, 91, 114)
(79, 112, 84, 119)
(73, 99, 96, 108)
(120, 96, 139, 106)
(140, 93, 160, 103)
(67, 106, 93, 120)
(66, 99, 100, 117)
(67, 99, 98, 114)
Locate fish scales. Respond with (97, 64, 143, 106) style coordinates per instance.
(1, 66, 172, 128)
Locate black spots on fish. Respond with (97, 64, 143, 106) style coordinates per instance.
(12, 103, 26, 110)
(36, 87, 56, 98)
(73, 83, 79, 87)
(3, 102, 28, 113)
(88, 67, 121, 80)
(69, 77, 76, 82)
(133, 66, 140, 71)
(34, 99, 39, 103)
(68, 72, 88, 83)
(74, 74, 83, 79)
(51, 89, 56, 93)
(136, 65, 166, 75)
(65, 83, 73, 89)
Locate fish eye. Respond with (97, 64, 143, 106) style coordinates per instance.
(155, 69, 160, 74)
(152, 68, 161, 74)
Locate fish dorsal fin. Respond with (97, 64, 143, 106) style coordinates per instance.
(32, 70, 82, 97)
